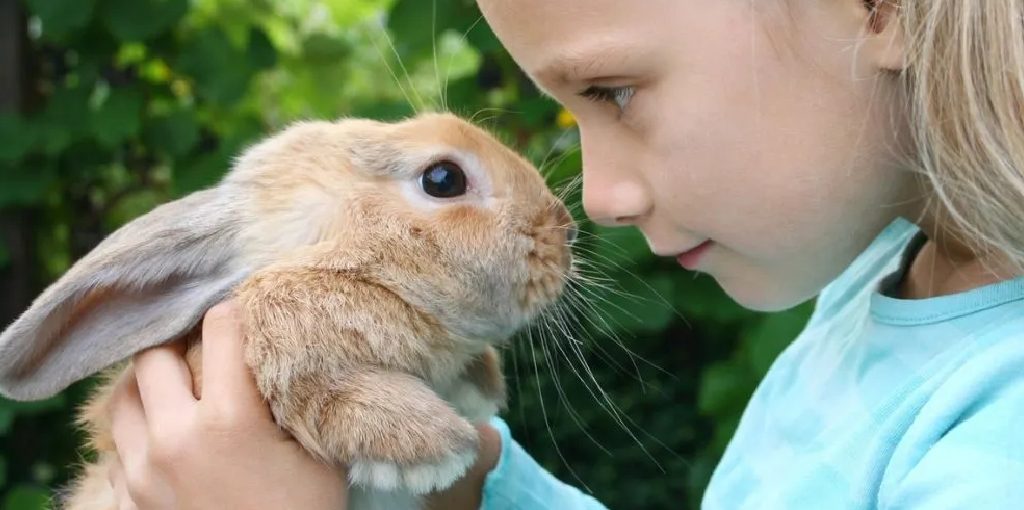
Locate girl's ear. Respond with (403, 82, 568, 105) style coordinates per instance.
(864, 0, 906, 71)
(0, 187, 250, 400)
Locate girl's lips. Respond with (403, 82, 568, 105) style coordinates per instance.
(676, 240, 713, 270)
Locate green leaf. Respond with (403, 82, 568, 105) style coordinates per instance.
(71, 54, 104, 86)
(323, 0, 393, 26)
(585, 225, 652, 268)
(709, 412, 742, 457)
(0, 395, 67, 440)
(91, 88, 143, 147)
(0, 114, 36, 163)
(741, 301, 814, 376)
(173, 156, 222, 195)
(177, 29, 254, 104)
(0, 456, 6, 487)
(36, 220, 71, 279)
(38, 85, 92, 154)
(25, 0, 95, 40)
(104, 189, 163, 230)
(519, 97, 558, 127)
(144, 110, 199, 156)
(697, 361, 753, 417)
(171, 128, 258, 195)
(387, 0, 478, 60)
(540, 142, 581, 188)
(3, 484, 50, 510)
(301, 34, 351, 63)
(387, 0, 449, 57)
(0, 163, 55, 207)
(99, 0, 188, 41)
(0, 396, 67, 416)
(675, 274, 751, 325)
(434, 29, 482, 85)
(247, 28, 277, 70)
(465, 14, 501, 53)
(349, 100, 416, 121)
(588, 272, 677, 335)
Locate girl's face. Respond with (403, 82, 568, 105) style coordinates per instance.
(478, 0, 920, 311)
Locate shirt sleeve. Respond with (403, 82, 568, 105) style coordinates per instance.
(480, 416, 609, 510)
(881, 344, 1024, 509)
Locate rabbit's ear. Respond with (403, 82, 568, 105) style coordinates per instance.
(0, 187, 250, 400)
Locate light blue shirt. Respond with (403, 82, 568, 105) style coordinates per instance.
(482, 218, 1024, 509)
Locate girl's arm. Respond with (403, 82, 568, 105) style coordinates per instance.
(427, 418, 609, 510)
(479, 417, 609, 510)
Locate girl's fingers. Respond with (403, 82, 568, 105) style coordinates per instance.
(200, 301, 266, 413)
(132, 339, 196, 424)
(109, 369, 149, 469)
(107, 457, 140, 510)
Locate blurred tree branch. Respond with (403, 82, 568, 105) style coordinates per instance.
(0, 0, 37, 331)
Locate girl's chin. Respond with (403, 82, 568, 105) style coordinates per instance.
(713, 271, 814, 313)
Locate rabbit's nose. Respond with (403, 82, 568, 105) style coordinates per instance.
(566, 223, 579, 244)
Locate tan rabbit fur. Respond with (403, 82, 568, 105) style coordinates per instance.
(0, 113, 575, 510)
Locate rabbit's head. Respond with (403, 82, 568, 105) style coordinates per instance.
(0, 113, 575, 400)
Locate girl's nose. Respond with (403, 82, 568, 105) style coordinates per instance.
(583, 177, 654, 227)
(579, 127, 653, 227)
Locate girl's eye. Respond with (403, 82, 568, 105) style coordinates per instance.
(578, 85, 635, 110)
(421, 161, 467, 198)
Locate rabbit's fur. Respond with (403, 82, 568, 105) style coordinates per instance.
(0, 113, 575, 510)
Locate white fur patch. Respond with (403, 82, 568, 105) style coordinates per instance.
(349, 461, 402, 491)
(349, 449, 477, 495)
(447, 384, 499, 422)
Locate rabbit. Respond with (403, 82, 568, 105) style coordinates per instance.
(0, 112, 577, 510)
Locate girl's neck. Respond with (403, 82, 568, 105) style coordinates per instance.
(899, 232, 1018, 299)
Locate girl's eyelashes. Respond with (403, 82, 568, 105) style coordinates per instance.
(578, 85, 635, 111)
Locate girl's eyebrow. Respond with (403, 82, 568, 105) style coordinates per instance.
(533, 43, 632, 85)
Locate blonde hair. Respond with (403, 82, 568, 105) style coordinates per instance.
(899, 1, 1024, 271)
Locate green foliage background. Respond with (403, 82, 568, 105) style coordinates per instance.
(0, 1, 813, 508)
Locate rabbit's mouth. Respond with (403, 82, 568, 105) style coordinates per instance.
(517, 214, 575, 316)
(521, 255, 568, 313)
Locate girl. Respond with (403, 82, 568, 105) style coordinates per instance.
(105, 0, 1024, 508)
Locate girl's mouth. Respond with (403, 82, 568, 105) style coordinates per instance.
(676, 240, 713, 270)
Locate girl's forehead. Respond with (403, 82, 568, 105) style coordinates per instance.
(477, 0, 665, 79)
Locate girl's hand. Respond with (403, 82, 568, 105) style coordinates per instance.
(426, 422, 502, 509)
(107, 301, 348, 510)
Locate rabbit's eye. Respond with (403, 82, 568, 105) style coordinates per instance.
(420, 161, 467, 198)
